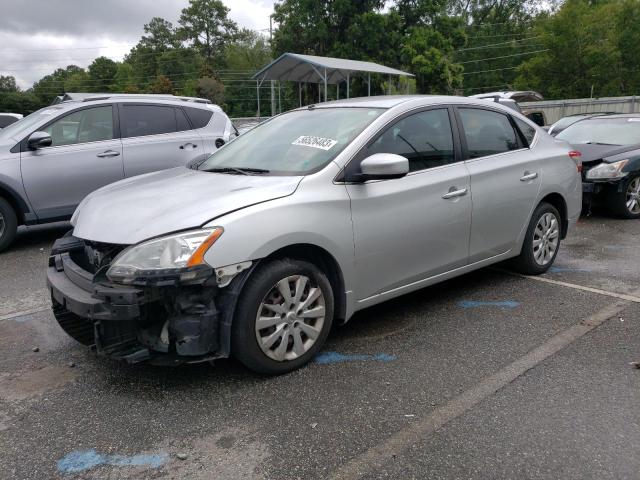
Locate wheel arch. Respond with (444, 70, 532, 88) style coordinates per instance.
(0, 181, 30, 225)
(259, 243, 347, 323)
(539, 192, 568, 239)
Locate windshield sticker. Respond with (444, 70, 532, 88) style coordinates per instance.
(292, 136, 338, 151)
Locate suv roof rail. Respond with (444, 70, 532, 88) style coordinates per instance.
(75, 93, 213, 104)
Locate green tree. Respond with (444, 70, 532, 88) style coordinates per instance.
(88, 57, 119, 92)
(178, 0, 238, 68)
(196, 77, 225, 104)
(31, 65, 85, 103)
(64, 70, 91, 92)
(140, 17, 179, 52)
(149, 75, 175, 94)
(0, 76, 19, 93)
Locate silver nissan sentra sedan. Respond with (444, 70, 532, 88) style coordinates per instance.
(47, 95, 582, 374)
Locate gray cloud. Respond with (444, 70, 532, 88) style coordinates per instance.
(0, 0, 275, 88)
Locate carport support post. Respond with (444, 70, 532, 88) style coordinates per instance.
(388, 75, 392, 95)
(347, 73, 350, 99)
(337, 82, 339, 100)
(324, 68, 328, 102)
(298, 82, 302, 107)
(368, 73, 371, 96)
(256, 80, 260, 118)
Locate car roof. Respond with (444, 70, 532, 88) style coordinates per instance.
(581, 113, 640, 120)
(300, 95, 521, 111)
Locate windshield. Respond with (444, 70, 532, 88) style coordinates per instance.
(556, 117, 640, 146)
(0, 106, 64, 142)
(198, 107, 384, 175)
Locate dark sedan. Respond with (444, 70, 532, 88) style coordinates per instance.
(556, 114, 640, 218)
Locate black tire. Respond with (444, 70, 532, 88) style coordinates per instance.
(231, 258, 334, 375)
(0, 197, 18, 253)
(607, 174, 640, 219)
(511, 202, 561, 275)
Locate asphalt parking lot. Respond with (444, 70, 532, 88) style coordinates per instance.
(0, 213, 638, 479)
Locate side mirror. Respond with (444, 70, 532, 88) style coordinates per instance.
(347, 153, 409, 182)
(27, 131, 52, 150)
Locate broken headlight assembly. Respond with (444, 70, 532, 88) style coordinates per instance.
(586, 159, 629, 180)
(106, 227, 223, 284)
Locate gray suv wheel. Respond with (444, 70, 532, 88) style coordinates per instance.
(0, 197, 17, 252)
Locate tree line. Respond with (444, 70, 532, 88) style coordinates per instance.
(0, 0, 638, 118)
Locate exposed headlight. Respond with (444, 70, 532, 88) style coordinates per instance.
(107, 227, 223, 284)
(586, 159, 629, 180)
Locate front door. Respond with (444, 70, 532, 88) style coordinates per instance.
(346, 108, 472, 301)
(20, 105, 124, 220)
(119, 104, 205, 177)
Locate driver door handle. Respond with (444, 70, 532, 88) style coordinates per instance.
(96, 150, 120, 158)
(442, 187, 468, 199)
(520, 171, 538, 182)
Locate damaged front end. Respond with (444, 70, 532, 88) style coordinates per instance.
(47, 234, 252, 365)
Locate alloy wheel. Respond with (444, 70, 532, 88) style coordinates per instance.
(626, 177, 640, 215)
(0, 211, 5, 239)
(532, 212, 559, 266)
(255, 275, 326, 362)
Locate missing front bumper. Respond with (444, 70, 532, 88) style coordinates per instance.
(47, 238, 226, 365)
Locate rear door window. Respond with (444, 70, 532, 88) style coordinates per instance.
(184, 107, 213, 129)
(458, 108, 520, 159)
(121, 105, 178, 138)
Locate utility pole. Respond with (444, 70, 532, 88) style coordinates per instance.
(269, 15, 276, 117)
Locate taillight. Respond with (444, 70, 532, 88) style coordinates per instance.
(569, 150, 583, 173)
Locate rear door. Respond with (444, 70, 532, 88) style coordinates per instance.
(20, 104, 124, 220)
(119, 103, 205, 177)
(456, 107, 542, 263)
(346, 107, 472, 301)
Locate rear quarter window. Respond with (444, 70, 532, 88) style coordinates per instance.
(514, 117, 537, 146)
(185, 107, 213, 129)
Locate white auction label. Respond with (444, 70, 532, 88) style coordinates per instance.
(292, 135, 338, 150)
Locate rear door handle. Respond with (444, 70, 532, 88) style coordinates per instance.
(520, 172, 538, 182)
(179, 143, 198, 150)
(96, 150, 120, 158)
(442, 187, 468, 199)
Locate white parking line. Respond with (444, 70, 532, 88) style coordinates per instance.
(0, 305, 50, 322)
(507, 272, 640, 304)
(329, 299, 633, 480)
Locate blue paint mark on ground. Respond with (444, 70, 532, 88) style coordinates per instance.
(458, 300, 520, 309)
(549, 266, 591, 273)
(57, 449, 168, 474)
(314, 351, 396, 365)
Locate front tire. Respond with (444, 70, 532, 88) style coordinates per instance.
(511, 202, 561, 275)
(0, 197, 18, 253)
(609, 174, 640, 219)
(231, 258, 334, 375)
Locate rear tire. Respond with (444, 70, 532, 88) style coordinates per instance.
(0, 197, 17, 253)
(231, 258, 334, 375)
(608, 174, 640, 219)
(511, 202, 561, 275)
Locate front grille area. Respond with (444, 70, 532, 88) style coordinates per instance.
(69, 241, 127, 274)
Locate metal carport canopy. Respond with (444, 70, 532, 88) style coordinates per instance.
(252, 53, 413, 85)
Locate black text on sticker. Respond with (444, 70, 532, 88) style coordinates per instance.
(292, 136, 338, 150)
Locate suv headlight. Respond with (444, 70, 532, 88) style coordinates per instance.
(107, 227, 223, 284)
(586, 159, 629, 180)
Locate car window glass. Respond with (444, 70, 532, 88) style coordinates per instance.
(459, 108, 520, 159)
(184, 107, 213, 129)
(175, 108, 191, 132)
(0, 115, 18, 128)
(365, 109, 455, 172)
(43, 106, 114, 147)
(514, 117, 536, 146)
(122, 105, 177, 138)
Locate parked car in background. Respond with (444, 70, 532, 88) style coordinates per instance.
(555, 113, 640, 218)
(47, 95, 582, 374)
(0, 113, 22, 129)
(548, 112, 618, 137)
(0, 94, 235, 251)
(471, 91, 547, 126)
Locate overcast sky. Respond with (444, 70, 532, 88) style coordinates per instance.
(0, 0, 276, 89)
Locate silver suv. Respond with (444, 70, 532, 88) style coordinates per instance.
(47, 96, 582, 374)
(0, 94, 234, 251)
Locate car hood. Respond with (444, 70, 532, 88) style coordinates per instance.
(571, 143, 640, 164)
(72, 167, 303, 245)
